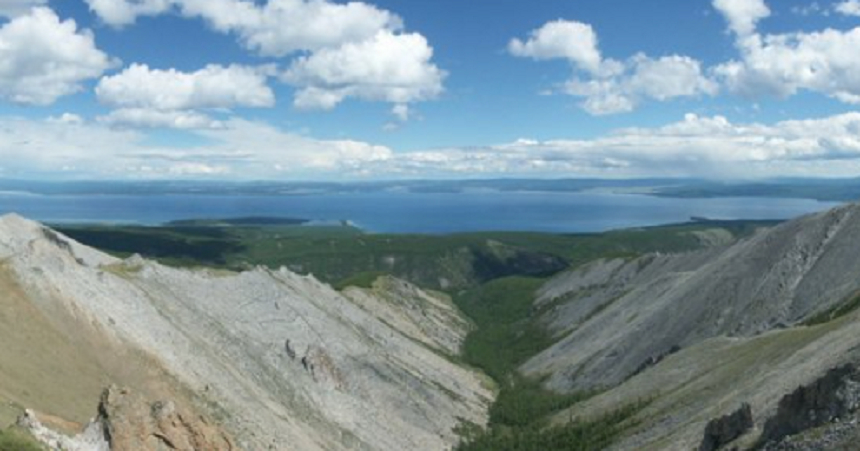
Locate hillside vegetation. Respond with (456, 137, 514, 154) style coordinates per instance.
(56, 219, 771, 290)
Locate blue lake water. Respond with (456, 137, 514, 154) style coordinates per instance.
(0, 191, 842, 234)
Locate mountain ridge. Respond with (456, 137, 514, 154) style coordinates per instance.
(518, 202, 860, 449)
(0, 213, 493, 450)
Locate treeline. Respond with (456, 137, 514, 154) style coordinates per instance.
(457, 400, 645, 451)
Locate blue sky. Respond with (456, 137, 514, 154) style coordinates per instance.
(1, 0, 860, 179)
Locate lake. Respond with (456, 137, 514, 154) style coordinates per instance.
(0, 190, 841, 234)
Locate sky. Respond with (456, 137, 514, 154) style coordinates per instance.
(1, 0, 860, 180)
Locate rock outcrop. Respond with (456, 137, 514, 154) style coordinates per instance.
(760, 364, 860, 445)
(698, 403, 753, 451)
(760, 410, 860, 450)
(98, 386, 235, 451)
(17, 386, 233, 451)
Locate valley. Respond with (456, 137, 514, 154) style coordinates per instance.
(51, 215, 782, 449)
(4, 205, 860, 449)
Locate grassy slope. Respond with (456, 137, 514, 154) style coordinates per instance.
(0, 428, 43, 451)
(0, 264, 111, 427)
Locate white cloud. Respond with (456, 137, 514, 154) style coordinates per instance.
(97, 63, 274, 110)
(180, 0, 402, 57)
(513, 2, 860, 112)
(714, 0, 860, 104)
(836, 0, 860, 17)
(510, 20, 715, 115)
(508, 20, 602, 74)
(392, 104, 410, 122)
(47, 113, 85, 125)
(625, 55, 717, 101)
(0, 0, 46, 18)
(0, 116, 393, 178)
(792, 2, 826, 17)
(84, 0, 441, 116)
(282, 30, 445, 110)
(565, 54, 717, 115)
(98, 108, 223, 129)
(712, 0, 770, 36)
(194, 119, 393, 172)
(0, 7, 114, 105)
(358, 112, 860, 178)
(5, 112, 860, 179)
(95, 63, 274, 129)
(84, 0, 171, 26)
(86, 0, 401, 55)
(0, 116, 140, 176)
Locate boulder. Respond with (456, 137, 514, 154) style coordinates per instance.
(698, 403, 753, 451)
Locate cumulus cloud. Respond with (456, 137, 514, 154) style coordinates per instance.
(0, 0, 47, 18)
(565, 55, 717, 115)
(283, 30, 445, 110)
(84, 0, 171, 26)
(181, 0, 402, 57)
(97, 63, 274, 110)
(86, 0, 401, 55)
(84, 0, 442, 116)
(510, 20, 716, 115)
(508, 20, 602, 73)
(95, 63, 274, 128)
(713, 0, 860, 104)
(0, 7, 114, 105)
(712, 0, 770, 36)
(836, 0, 860, 17)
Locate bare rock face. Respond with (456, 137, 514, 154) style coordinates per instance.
(99, 386, 235, 451)
(698, 403, 753, 451)
(760, 364, 860, 445)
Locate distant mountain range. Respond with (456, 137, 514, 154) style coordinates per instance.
(2, 177, 860, 201)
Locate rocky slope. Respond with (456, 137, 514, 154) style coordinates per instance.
(526, 203, 860, 391)
(520, 202, 860, 449)
(341, 276, 472, 356)
(0, 214, 493, 450)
